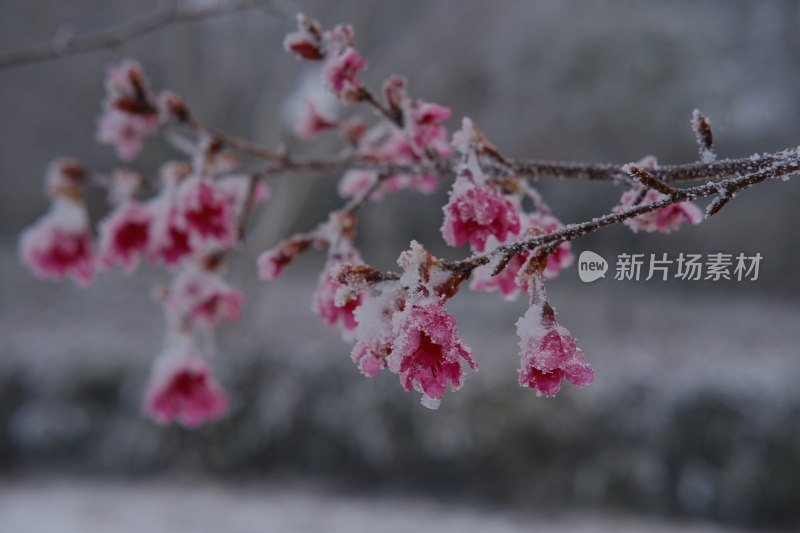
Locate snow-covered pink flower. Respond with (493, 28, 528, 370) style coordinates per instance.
(175, 175, 236, 248)
(165, 263, 244, 326)
(145, 335, 228, 428)
(19, 198, 94, 285)
(615, 189, 703, 233)
(97, 201, 152, 273)
(350, 285, 405, 377)
(516, 301, 593, 397)
(147, 163, 195, 266)
(441, 174, 521, 252)
(323, 47, 366, 101)
(313, 263, 364, 340)
(96, 60, 160, 161)
(389, 302, 476, 409)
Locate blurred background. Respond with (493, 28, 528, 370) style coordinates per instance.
(1, 1, 799, 531)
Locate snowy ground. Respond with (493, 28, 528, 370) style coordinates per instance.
(0, 479, 758, 533)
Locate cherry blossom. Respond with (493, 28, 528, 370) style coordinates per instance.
(389, 302, 476, 409)
(96, 60, 161, 161)
(165, 263, 244, 327)
(313, 263, 364, 340)
(441, 173, 521, 252)
(145, 335, 229, 427)
(175, 175, 237, 248)
(147, 163, 196, 267)
(350, 285, 405, 377)
(516, 301, 593, 397)
(294, 100, 338, 140)
(323, 47, 366, 102)
(19, 160, 94, 285)
(97, 170, 152, 273)
(615, 188, 703, 233)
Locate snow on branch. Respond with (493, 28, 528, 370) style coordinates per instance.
(16, 12, 798, 426)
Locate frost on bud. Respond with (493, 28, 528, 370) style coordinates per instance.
(441, 171, 521, 253)
(517, 300, 593, 397)
(284, 13, 324, 60)
(691, 109, 716, 164)
(164, 262, 244, 327)
(175, 175, 237, 248)
(257, 235, 313, 281)
(96, 60, 161, 161)
(389, 302, 476, 409)
(144, 334, 228, 428)
(615, 188, 703, 233)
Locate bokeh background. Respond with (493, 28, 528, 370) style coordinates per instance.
(1, 1, 799, 531)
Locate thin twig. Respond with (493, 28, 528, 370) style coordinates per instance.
(0, 0, 273, 69)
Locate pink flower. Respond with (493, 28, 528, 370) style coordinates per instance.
(516, 301, 593, 397)
(615, 189, 703, 233)
(97, 201, 153, 273)
(166, 264, 244, 326)
(97, 111, 159, 161)
(294, 100, 338, 140)
(176, 176, 236, 248)
(350, 286, 404, 377)
(469, 213, 573, 299)
(313, 265, 364, 340)
(389, 303, 476, 409)
(408, 100, 452, 157)
(323, 47, 366, 101)
(19, 198, 94, 285)
(147, 165, 195, 267)
(145, 336, 228, 428)
(96, 60, 160, 161)
(441, 175, 521, 252)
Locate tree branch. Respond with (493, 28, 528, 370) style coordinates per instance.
(0, 0, 275, 69)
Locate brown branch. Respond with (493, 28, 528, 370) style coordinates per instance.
(439, 156, 799, 274)
(623, 163, 680, 196)
(0, 0, 274, 69)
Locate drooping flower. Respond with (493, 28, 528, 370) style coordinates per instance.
(175, 175, 237, 248)
(20, 200, 95, 285)
(615, 188, 703, 233)
(19, 160, 94, 285)
(147, 163, 196, 267)
(165, 263, 244, 327)
(96, 60, 161, 161)
(350, 284, 405, 377)
(441, 173, 521, 252)
(97, 170, 152, 273)
(97, 201, 152, 273)
(389, 302, 476, 409)
(312, 262, 364, 341)
(145, 335, 228, 428)
(516, 301, 593, 397)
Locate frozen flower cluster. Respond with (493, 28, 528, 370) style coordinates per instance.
(19, 11, 746, 430)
